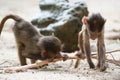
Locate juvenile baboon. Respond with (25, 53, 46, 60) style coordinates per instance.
(0, 14, 62, 65)
(75, 13, 107, 71)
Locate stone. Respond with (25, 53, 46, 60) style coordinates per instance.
(31, 0, 88, 52)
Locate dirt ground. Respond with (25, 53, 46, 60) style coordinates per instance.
(0, 0, 120, 80)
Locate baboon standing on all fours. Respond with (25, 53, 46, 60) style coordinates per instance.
(75, 13, 107, 71)
(0, 14, 62, 65)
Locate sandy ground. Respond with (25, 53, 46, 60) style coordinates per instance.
(0, 0, 120, 80)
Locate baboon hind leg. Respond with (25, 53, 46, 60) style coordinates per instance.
(17, 43, 27, 65)
(74, 32, 85, 68)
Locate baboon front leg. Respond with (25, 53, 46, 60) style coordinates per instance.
(84, 42, 95, 68)
(97, 35, 107, 71)
(84, 33, 95, 69)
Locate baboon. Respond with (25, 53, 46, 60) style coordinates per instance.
(0, 14, 62, 65)
(75, 13, 107, 71)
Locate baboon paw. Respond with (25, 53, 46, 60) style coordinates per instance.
(100, 66, 106, 71)
(90, 63, 95, 69)
(100, 63, 108, 71)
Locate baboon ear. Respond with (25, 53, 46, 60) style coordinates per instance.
(82, 16, 88, 24)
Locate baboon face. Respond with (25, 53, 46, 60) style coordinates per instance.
(83, 13, 106, 40)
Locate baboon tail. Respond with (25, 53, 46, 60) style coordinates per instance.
(0, 14, 22, 35)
